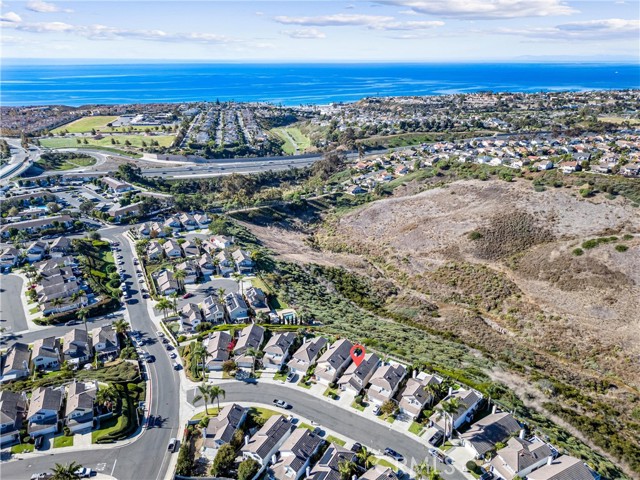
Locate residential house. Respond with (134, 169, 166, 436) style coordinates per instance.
(269, 428, 324, 480)
(398, 372, 442, 420)
(41, 293, 88, 316)
(179, 212, 198, 231)
(308, 443, 356, 480)
(102, 176, 134, 194)
(346, 184, 366, 195)
(246, 286, 268, 310)
(234, 324, 265, 356)
(0, 390, 28, 446)
(91, 325, 120, 360)
(180, 303, 204, 333)
(287, 337, 327, 376)
(194, 213, 210, 228)
(137, 223, 151, 238)
(0, 343, 31, 383)
(242, 415, 295, 476)
(163, 216, 182, 233)
(147, 241, 163, 261)
(210, 235, 233, 250)
(459, 411, 521, 458)
(156, 270, 178, 296)
(490, 436, 554, 480)
(163, 239, 182, 258)
(232, 249, 254, 274)
(527, 455, 599, 480)
(202, 295, 225, 324)
(559, 161, 582, 174)
(314, 339, 353, 386)
(534, 160, 554, 171)
(181, 240, 200, 257)
(0, 215, 73, 238)
(49, 236, 73, 257)
(31, 336, 61, 371)
(26, 240, 47, 262)
(429, 389, 483, 435)
(62, 328, 92, 367)
(225, 292, 250, 323)
(216, 251, 234, 276)
(367, 363, 407, 406)
(204, 331, 233, 371)
(27, 386, 63, 437)
(338, 353, 380, 395)
(262, 332, 296, 372)
(359, 466, 399, 480)
(65, 381, 97, 433)
(175, 260, 199, 284)
(0, 247, 20, 270)
(202, 403, 248, 458)
(621, 163, 640, 176)
(108, 202, 141, 223)
(198, 253, 216, 278)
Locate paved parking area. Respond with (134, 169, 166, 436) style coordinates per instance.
(0, 273, 28, 333)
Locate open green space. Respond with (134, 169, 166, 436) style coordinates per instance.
(53, 434, 74, 448)
(271, 127, 311, 154)
(11, 443, 34, 453)
(36, 152, 97, 171)
(40, 134, 175, 149)
(52, 116, 119, 134)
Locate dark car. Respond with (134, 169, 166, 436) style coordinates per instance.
(350, 442, 362, 453)
(429, 430, 444, 447)
(34, 435, 44, 450)
(479, 472, 494, 480)
(383, 448, 404, 462)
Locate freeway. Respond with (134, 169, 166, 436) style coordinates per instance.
(1, 228, 181, 480)
(187, 382, 466, 480)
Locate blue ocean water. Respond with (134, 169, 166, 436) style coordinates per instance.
(1, 62, 638, 107)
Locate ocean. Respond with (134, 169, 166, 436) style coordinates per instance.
(1, 62, 639, 107)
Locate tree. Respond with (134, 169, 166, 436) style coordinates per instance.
(50, 461, 82, 480)
(47, 202, 60, 213)
(337, 460, 357, 480)
(414, 462, 442, 480)
(210, 443, 236, 477)
(190, 342, 207, 380)
(96, 385, 117, 410)
(435, 397, 461, 439)
(173, 268, 186, 292)
(237, 458, 259, 480)
(112, 318, 129, 335)
(380, 399, 397, 417)
(232, 272, 245, 295)
(245, 347, 260, 375)
(193, 382, 215, 415)
(156, 298, 172, 321)
(77, 307, 90, 338)
(356, 446, 375, 469)
(222, 360, 236, 374)
(79, 200, 95, 216)
(210, 385, 226, 410)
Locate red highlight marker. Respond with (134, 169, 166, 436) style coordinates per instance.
(350, 344, 366, 367)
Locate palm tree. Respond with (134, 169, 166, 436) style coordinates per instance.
(77, 307, 90, 337)
(232, 272, 245, 295)
(51, 297, 63, 313)
(414, 462, 442, 480)
(173, 269, 186, 293)
(356, 446, 375, 469)
(245, 347, 260, 375)
(210, 385, 226, 411)
(435, 397, 462, 440)
(190, 342, 207, 379)
(425, 382, 441, 408)
(112, 318, 129, 335)
(216, 287, 226, 303)
(50, 461, 82, 480)
(156, 298, 172, 321)
(337, 460, 357, 480)
(193, 382, 215, 415)
(24, 263, 36, 280)
(169, 292, 178, 314)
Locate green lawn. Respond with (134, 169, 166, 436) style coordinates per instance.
(297, 380, 312, 389)
(271, 127, 312, 155)
(29, 306, 40, 314)
(323, 387, 339, 399)
(52, 116, 119, 134)
(92, 415, 122, 443)
(53, 434, 74, 448)
(36, 156, 97, 171)
(372, 458, 398, 471)
(298, 422, 314, 431)
(11, 443, 34, 454)
(409, 421, 424, 436)
(191, 407, 220, 421)
(351, 401, 365, 412)
(40, 134, 175, 149)
(249, 407, 280, 422)
(326, 435, 346, 447)
(273, 371, 288, 382)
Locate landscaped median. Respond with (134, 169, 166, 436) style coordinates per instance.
(92, 381, 145, 444)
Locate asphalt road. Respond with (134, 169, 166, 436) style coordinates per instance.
(1, 228, 181, 480)
(187, 382, 466, 480)
(0, 274, 28, 334)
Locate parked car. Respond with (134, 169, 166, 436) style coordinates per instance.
(383, 448, 404, 462)
(165, 344, 173, 351)
(173, 362, 181, 370)
(168, 438, 178, 452)
(75, 467, 93, 478)
(273, 399, 291, 409)
(182, 292, 193, 299)
(156, 331, 164, 337)
(479, 472, 494, 480)
(34, 435, 44, 450)
(65, 320, 79, 326)
(373, 405, 381, 416)
(351, 442, 363, 453)
(286, 371, 296, 383)
(429, 431, 444, 447)
(30, 474, 50, 480)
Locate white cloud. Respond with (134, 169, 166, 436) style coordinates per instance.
(274, 13, 395, 28)
(0, 11, 22, 23)
(280, 28, 326, 39)
(497, 18, 640, 39)
(26, 0, 72, 13)
(274, 13, 443, 31)
(384, 0, 577, 19)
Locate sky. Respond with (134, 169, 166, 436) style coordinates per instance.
(0, 0, 639, 62)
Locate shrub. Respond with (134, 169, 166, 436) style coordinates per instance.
(175, 441, 194, 476)
(177, 335, 186, 343)
(572, 248, 584, 256)
(582, 239, 598, 249)
(622, 234, 634, 240)
(615, 245, 629, 252)
(468, 231, 483, 240)
(238, 458, 260, 480)
(466, 461, 480, 473)
(210, 443, 236, 477)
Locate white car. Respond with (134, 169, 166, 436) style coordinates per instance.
(156, 330, 164, 337)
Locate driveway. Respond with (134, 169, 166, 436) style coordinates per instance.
(188, 382, 466, 480)
(0, 274, 27, 333)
